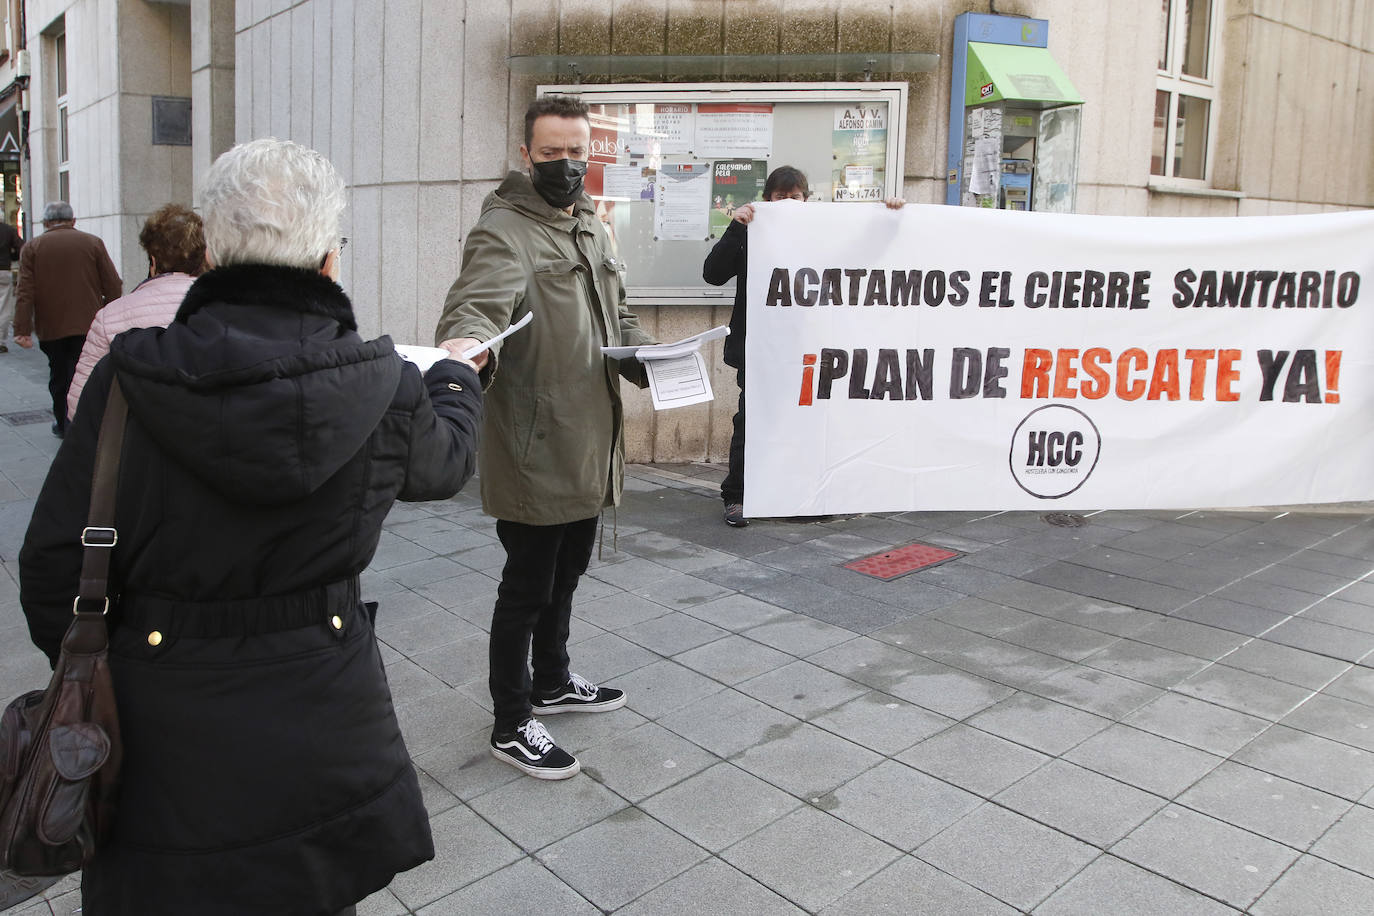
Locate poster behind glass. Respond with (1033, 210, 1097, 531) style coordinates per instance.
(585, 100, 890, 295)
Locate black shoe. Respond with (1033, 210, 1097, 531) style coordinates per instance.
(0, 343, 8, 353)
(50, 422, 63, 439)
(724, 503, 749, 527)
(531, 673, 627, 715)
(490, 717, 580, 779)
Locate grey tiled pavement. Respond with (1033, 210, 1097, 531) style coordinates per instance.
(2, 342, 1373, 914)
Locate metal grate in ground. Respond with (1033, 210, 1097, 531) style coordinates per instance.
(0, 409, 53, 427)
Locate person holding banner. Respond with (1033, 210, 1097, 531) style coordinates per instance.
(704, 167, 904, 527)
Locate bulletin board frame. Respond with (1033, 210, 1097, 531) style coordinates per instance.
(539, 82, 909, 307)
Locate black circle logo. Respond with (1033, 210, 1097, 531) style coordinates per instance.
(1008, 405, 1102, 499)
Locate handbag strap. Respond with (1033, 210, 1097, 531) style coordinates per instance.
(75, 377, 128, 614)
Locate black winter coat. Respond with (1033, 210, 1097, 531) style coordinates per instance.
(18, 265, 482, 915)
(703, 219, 748, 370)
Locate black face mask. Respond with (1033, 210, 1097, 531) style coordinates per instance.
(529, 158, 587, 209)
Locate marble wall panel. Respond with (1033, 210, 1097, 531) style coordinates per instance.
(416, 183, 463, 343)
(269, 12, 291, 138)
(347, 184, 382, 339)
(381, 0, 421, 184)
(351, 0, 384, 183)
(330, 0, 355, 185)
(312, 0, 332, 159)
(419, 0, 463, 182)
(380, 183, 420, 341)
(290, 4, 313, 145)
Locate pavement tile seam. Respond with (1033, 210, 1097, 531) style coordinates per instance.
(1066, 518, 1374, 626)
(1061, 852, 1254, 915)
(986, 778, 1171, 853)
(881, 618, 1183, 711)
(1104, 805, 1303, 910)
(911, 802, 1101, 911)
(1061, 747, 1227, 808)
(712, 806, 909, 911)
(1184, 628, 1374, 756)
(607, 854, 784, 914)
(1168, 774, 1361, 858)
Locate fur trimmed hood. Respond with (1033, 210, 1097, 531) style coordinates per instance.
(174, 263, 359, 330)
(110, 264, 401, 505)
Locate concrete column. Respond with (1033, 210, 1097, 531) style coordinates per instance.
(191, 0, 234, 205)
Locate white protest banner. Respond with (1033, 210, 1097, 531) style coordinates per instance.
(744, 201, 1374, 516)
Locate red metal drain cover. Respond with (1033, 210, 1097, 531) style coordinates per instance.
(844, 542, 961, 580)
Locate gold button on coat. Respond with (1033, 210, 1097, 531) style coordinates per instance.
(330, 615, 343, 630)
(147, 630, 163, 646)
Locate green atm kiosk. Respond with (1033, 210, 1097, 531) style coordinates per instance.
(946, 14, 1084, 213)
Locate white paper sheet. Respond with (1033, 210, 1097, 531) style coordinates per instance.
(623, 103, 693, 157)
(653, 163, 712, 240)
(461, 311, 535, 359)
(601, 164, 655, 201)
(645, 352, 714, 410)
(395, 345, 452, 372)
(694, 104, 774, 158)
(970, 137, 1000, 196)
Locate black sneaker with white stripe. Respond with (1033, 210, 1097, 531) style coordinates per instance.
(531, 673, 627, 715)
(490, 717, 580, 779)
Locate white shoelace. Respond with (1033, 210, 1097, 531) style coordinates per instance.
(569, 673, 598, 699)
(517, 718, 555, 754)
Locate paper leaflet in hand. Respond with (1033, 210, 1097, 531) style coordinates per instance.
(462, 312, 535, 359)
(394, 312, 535, 372)
(644, 352, 715, 410)
(600, 326, 729, 411)
(393, 345, 451, 372)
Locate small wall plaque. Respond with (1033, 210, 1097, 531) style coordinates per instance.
(151, 96, 192, 146)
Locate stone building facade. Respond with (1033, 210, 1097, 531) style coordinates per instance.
(21, 0, 1374, 460)
(23, 0, 205, 290)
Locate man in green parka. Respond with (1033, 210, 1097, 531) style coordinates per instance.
(436, 95, 657, 780)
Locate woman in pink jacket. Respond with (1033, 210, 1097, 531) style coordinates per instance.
(67, 204, 206, 419)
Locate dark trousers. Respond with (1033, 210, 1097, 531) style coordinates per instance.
(721, 368, 745, 504)
(38, 335, 85, 430)
(489, 516, 598, 733)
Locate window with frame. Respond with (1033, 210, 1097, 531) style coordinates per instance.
(1153, 0, 1217, 181)
(539, 82, 908, 307)
(55, 27, 68, 203)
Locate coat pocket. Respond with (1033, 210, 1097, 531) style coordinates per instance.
(511, 389, 547, 466)
(532, 258, 584, 285)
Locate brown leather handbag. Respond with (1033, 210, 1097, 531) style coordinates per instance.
(0, 379, 127, 877)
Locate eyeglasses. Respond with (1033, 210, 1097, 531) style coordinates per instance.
(321, 237, 349, 271)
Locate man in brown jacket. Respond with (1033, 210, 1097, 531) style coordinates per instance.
(14, 201, 122, 437)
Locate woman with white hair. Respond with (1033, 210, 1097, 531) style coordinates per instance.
(19, 138, 482, 915)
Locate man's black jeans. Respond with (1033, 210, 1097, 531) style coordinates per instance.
(721, 368, 745, 505)
(38, 335, 85, 431)
(489, 516, 598, 733)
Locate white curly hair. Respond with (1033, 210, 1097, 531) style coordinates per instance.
(200, 138, 346, 270)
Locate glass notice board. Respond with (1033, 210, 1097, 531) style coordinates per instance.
(539, 83, 909, 306)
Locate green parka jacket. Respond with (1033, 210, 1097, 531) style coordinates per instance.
(435, 170, 655, 525)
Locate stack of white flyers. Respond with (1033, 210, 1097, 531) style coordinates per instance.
(602, 326, 729, 411)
